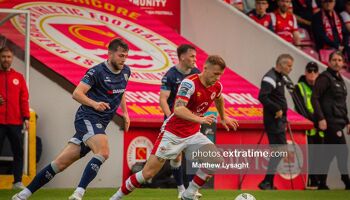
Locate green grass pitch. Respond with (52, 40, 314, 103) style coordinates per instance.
(1, 188, 349, 200)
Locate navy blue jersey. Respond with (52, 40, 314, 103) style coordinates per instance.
(75, 61, 131, 125)
(160, 66, 200, 111)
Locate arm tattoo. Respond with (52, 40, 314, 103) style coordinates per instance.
(174, 99, 188, 108)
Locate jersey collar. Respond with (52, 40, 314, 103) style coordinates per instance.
(105, 61, 122, 74)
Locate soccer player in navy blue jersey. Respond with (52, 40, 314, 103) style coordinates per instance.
(12, 38, 131, 200)
(159, 44, 201, 199)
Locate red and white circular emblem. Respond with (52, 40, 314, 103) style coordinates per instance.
(11, 2, 178, 85)
(277, 140, 303, 180)
(264, 21, 268, 27)
(127, 136, 154, 170)
(13, 78, 19, 85)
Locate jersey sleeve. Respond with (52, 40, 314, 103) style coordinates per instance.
(292, 14, 299, 31)
(176, 79, 195, 101)
(160, 72, 172, 91)
(81, 67, 97, 87)
(341, 12, 350, 24)
(311, 0, 318, 11)
(270, 12, 276, 30)
(216, 82, 223, 98)
(124, 66, 131, 83)
(127, 66, 132, 78)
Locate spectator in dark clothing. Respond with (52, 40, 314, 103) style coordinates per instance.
(292, 0, 320, 29)
(335, 0, 346, 13)
(316, 0, 347, 12)
(312, 0, 349, 57)
(267, 0, 278, 12)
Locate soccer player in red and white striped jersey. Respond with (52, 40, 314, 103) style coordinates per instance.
(109, 55, 239, 200)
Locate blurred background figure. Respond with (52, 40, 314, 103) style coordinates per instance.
(293, 61, 323, 189)
(271, 0, 301, 45)
(312, 0, 349, 63)
(311, 51, 350, 190)
(0, 46, 30, 189)
(258, 54, 294, 190)
(248, 0, 274, 31)
(223, 0, 245, 11)
(292, 0, 320, 29)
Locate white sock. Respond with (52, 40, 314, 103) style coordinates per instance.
(110, 171, 145, 200)
(18, 188, 32, 199)
(135, 171, 145, 183)
(110, 189, 124, 200)
(177, 185, 185, 192)
(74, 187, 85, 197)
(184, 169, 208, 197)
(186, 181, 200, 195)
(170, 160, 182, 169)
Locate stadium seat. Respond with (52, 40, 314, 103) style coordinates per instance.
(319, 49, 334, 65)
(298, 28, 315, 47)
(301, 47, 319, 60)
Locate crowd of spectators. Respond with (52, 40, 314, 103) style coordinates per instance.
(225, 0, 350, 72)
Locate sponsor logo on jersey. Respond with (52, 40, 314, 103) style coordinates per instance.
(107, 89, 126, 94)
(196, 102, 209, 113)
(87, 69, 95, 75)
(104, 76, 111, 82)
(178, 82, 192, 96)
(182, 82, 192, 89)
(95, 123, 103, 129)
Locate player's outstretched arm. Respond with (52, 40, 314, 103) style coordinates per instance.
(173, 98, 215, 125)
(72, 82, 110, 112)
(214, 95, 239, 131)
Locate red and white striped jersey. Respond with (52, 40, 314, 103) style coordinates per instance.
(271, 11, 298, 43)
(162, 74, 222, 138)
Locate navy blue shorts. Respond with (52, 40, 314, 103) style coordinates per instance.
(69, 118, 107, 145)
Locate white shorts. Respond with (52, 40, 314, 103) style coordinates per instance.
(151, 131, 213, 160)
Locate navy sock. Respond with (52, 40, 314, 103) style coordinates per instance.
(78, 155, 104, 189)
(264, 174, 274, 184)
(187, 174, 194, 182)
(27, 163, 58, 193)
(172, 165, 184, 186)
